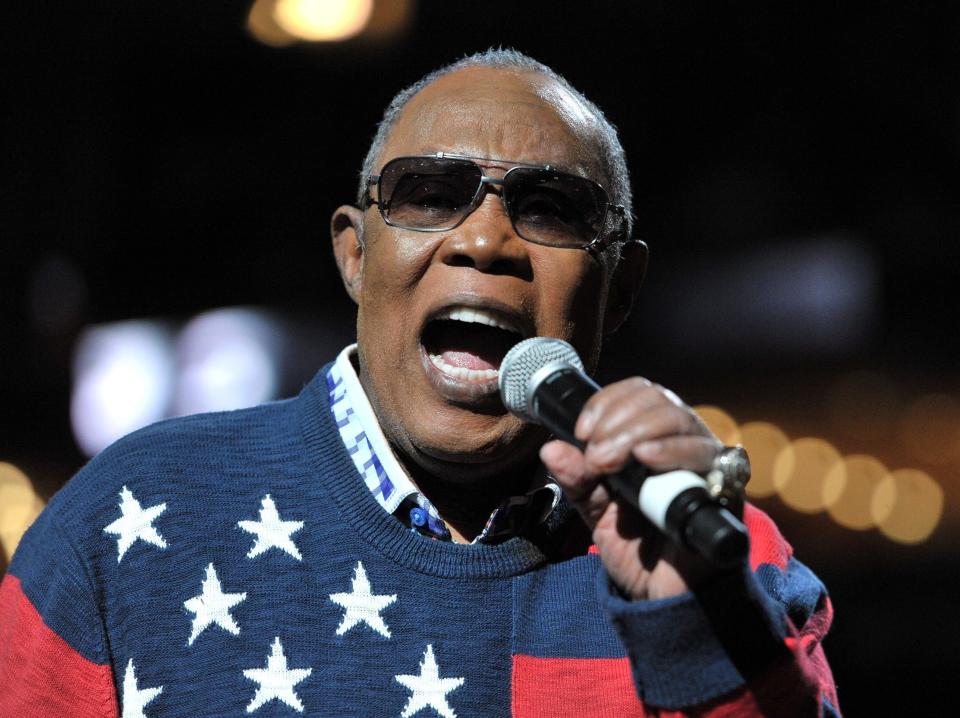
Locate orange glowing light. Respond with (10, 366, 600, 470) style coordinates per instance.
(739, 421, 792, 498)
(774, 438, 843, 513)
(823, 454, 887, 530)
(274, 0, 374, 42)
(0, 463, 45, 562)
(871, 468, 943, 544)
(694, 405, 741, 446)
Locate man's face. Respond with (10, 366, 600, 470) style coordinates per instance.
(340, 67, 622, 480)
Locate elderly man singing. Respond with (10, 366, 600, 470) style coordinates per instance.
(0, 49, 839, 717)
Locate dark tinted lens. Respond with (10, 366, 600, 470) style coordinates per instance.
(504, 168, 607, 247)
(378, 158, 482, 229)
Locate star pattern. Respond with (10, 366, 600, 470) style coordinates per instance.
(238, 494, 304, 560)
(103, 486, 168, 562)
(395, 644, 465, 718)
(243, 636, 313, 713)
(184, 563, 247, 646)
(329, 561, 397, 638)
(122, 658, 163, 718)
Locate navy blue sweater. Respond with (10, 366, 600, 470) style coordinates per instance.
(1, 366, 839, 716)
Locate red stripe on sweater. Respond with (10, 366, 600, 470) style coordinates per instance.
(0, 573, 118, 718)
(511, 654, 647, 717)
(744, 503, 793, 572)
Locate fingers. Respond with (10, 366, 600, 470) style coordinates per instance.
(540, 440, 612, 526)
(573, 379, 719, 476)
(632, 435, 720, 474)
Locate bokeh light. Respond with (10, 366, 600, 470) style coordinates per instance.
(669, 402, 944, 543)
(694, 405, 741, 446)
(739, 421, 792, 498)
(71, 321, 176, 457)
(0, 463, 45, 562)
(273, 0, 374, 41)
(823, 454, 888, 530)
(247, 0, 298, 47)
(774, 437, 843, 513)
(173, 308, 281, 416)
(871, 468, 944, 544)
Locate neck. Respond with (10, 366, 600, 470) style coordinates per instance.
(400, 453, 544, 543)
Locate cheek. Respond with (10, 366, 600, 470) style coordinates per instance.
(536, 258, 610, 365)
(361, 229, 438, 300)
(540, 257, 608, 326)
(354, 229, 437, 366)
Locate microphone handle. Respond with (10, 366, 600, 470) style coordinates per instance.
(532, 367, 748, 565)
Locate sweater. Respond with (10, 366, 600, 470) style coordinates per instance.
(0, 364, 840, 717)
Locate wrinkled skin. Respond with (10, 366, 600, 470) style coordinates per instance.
(332, 67, 724, 599)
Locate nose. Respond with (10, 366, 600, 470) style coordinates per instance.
(436, 192, 533, 277)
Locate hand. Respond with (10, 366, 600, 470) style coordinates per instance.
(540, 377, 724, 601)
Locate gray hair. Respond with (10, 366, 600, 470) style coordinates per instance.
(356, 48, 633, 240)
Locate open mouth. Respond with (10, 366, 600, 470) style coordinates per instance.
(420, 307, 525, 383)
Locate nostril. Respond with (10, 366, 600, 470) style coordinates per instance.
(488, 257, 532, 279)
(442, 250, 533, 279)
(446, 254, 474, 268)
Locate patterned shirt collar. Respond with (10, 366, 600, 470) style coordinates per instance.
(326, 345, 560, 544)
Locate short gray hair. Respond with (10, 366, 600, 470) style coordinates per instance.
(356, 48, 633, 240)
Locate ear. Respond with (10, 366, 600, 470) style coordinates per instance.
(602, 239, 648, 336)
(331, 205, 366, 304)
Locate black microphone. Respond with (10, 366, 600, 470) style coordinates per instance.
(499, 337, 748, 565)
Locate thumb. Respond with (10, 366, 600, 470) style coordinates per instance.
(540, 440, 611, 528)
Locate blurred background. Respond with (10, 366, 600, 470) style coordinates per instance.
(1, 0, 958, 712)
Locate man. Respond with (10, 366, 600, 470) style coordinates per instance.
(0, 49, 839, 716)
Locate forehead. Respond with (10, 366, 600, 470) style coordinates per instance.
(380, 67, 603, 178)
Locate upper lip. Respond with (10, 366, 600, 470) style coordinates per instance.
(419, 295, 532, 340)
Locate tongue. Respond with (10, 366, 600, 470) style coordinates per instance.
(439, 350, 497, 371)
(425, 320, 515, 372)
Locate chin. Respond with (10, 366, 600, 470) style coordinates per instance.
(400, 411, 546, 480)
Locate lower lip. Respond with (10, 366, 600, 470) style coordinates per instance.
(418, 345, 502, 403)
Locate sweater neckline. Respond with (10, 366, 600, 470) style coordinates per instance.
(298, 365, 569, 579)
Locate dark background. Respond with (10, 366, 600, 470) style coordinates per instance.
(2, 1, 959, 712)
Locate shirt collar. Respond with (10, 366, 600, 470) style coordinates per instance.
(326, 345, 560, 543)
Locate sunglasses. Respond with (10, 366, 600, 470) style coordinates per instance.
(364, 153, 626, 251)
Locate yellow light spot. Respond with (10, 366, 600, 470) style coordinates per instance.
(273, 0, 374, 42)
(823, 454, 887, 530)
(694, 405, 741, 446)
(871, 469, 943, 544)
(773, 438, 843, 513)
(0, 463, 45, 562)
(899, 393, 960, 466)
(247, 0, 298, 47)
(739, 421, 791, 498)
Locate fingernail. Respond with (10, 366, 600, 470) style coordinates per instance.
(576, 407, 597, 439)
(589, 439, 614, 460)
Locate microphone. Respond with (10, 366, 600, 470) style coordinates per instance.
(499, 337, 748, 565)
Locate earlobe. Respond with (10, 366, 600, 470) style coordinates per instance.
(331, 205, 366, 304)
(602, 239, 649, 336)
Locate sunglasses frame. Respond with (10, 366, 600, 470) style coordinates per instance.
(363, 152, 627, 254)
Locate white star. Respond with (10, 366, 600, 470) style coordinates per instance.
(183, 562, 247, 646)
(329, 561, 397, 638)
(395, 644, 465, 718)
(243, 636, 312, 713)
(121, 658, 163, 718)
(238, 494, 304, 560)
(103, 486, 168, 562)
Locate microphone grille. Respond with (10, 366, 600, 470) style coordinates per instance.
(499, 337, 584, 422)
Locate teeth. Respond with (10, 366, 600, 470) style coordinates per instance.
(434, 307, 519, 334)
(429, 353, 499, 382)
